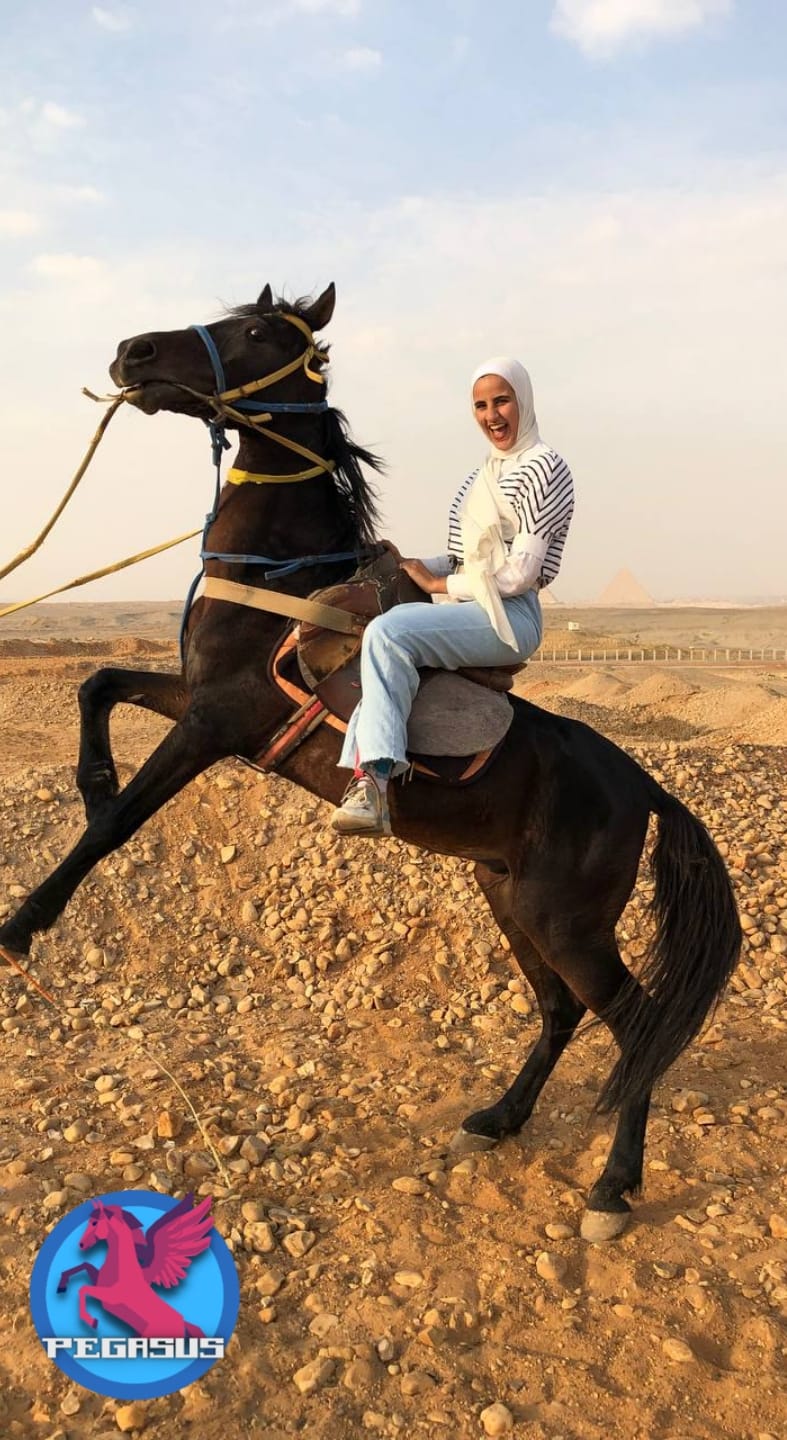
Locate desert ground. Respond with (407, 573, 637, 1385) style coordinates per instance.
(0, 603, 785, 1440)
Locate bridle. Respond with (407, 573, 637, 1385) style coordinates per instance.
(179, 310, 372, 658)
(190, 311, 337, 484)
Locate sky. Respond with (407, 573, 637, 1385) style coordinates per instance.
(1, 0, 786, 604)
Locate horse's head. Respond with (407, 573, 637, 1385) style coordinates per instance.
(78, 1202, 145, 1253)
(109, 282, 336, 423)
(79, 1201, 112, 1249)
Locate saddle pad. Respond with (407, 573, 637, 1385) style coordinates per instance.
(408, 672, 513, 755)
(268, 635, 512, 781)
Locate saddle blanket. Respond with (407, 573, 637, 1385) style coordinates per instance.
(267, 633, 515, 784)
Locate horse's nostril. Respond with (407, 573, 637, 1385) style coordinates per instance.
(124, 337, 157, 366)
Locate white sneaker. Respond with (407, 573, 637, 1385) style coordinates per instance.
(331, 774, 391, 836)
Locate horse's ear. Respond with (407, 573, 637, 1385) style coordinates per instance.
(257, 283, 273, 308)
(302, 282, 336, 334)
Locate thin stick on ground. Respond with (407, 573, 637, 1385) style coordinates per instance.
(0, 944, 57, 1006)
(146, 1047, 235, 1192)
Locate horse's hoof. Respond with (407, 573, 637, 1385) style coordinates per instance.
(0, 933, 30, 960)
(580, 1209, 631, 1243)
(448, 1127, 500, 1157)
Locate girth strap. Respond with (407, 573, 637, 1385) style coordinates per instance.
(203, 576, 365, 636)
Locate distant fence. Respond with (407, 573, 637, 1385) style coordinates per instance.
(535, 646, 787, 664)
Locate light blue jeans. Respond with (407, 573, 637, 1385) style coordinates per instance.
(338, 590, 543, 773)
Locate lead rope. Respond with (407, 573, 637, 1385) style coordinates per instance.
(0, 394, 126, 584)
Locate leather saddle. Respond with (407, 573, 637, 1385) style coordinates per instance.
(297, 548, 525, 723)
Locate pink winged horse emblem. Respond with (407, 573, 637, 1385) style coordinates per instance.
(56, 1192, 213, 1338)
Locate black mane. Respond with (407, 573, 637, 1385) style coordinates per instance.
(322, 407, 383, 548)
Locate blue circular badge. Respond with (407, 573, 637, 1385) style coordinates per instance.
(30, 1190, 240, 1400)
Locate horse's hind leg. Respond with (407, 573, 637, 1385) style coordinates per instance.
(77, 667, 190, 820)
(452, 861, 586, 1154)
(583, 1089, 651, 1239)
(538, 933, 655, 1239)
(0, 710, 223, 957)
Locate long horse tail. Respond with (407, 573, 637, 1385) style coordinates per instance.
(597, 780, 741, 1113)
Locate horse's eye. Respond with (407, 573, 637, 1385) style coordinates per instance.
(247, 326, 266, 342)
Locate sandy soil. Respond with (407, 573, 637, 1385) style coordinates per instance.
(0, 606, 785, 1440)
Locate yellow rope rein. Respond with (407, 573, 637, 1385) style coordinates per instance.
(0, 387, 204, 621)
(0, 395, 126, 583)
(0, 316, 335, 617)
(0, 525, 202, 620)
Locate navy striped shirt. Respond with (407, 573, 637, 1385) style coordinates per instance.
(447, 449, 574, 590)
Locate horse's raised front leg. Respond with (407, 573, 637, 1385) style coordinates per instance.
(77, 667, 190, 821)
(451, 862, 586, 1155)
(0, 710, 226, 957)
(56, 1261, 98, 1293)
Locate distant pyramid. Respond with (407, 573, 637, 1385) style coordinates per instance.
(539, 587, 563, 606)
(596, 569, 654, 606)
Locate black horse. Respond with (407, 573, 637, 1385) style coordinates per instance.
(0, 282, 740, 1240)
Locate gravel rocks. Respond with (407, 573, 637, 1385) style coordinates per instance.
(480, 1402, 515, 1436)
(399, 1369, 436, 1397)
(115, 1401, 148, 1432)
(292, 1357, 335, 1395)
(662, 1337, 695, 1364)
(393, 1270, 424, 1289)
(535, 1251, 567, 1283)
(0, 640, 784, 1440)
(391, 1175, 428, 1195)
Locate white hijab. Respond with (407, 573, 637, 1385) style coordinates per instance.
(457, 357, 548, 647)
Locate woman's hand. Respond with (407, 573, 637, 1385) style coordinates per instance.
(399, 559, 447, 596)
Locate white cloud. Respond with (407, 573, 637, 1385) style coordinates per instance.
(339, 45, 382, 71)
(29, 252, 105, 279)
(0, 209, 40, 236)
(41, 101, 85, 129)
(551, 0, 732, 58)
(91, 5, 133, 31)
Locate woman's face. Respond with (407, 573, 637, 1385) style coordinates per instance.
(472, 374, 519, 451)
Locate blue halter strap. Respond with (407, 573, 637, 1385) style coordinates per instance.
(190, 324, 329, 416)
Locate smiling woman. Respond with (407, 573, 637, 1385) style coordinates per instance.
(472, 373, 520, 448)
(332, 354, 575, 836)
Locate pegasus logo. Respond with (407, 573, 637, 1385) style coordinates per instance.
(55, 1192, 212, 1338)
(31, 1188, 239, 1399)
